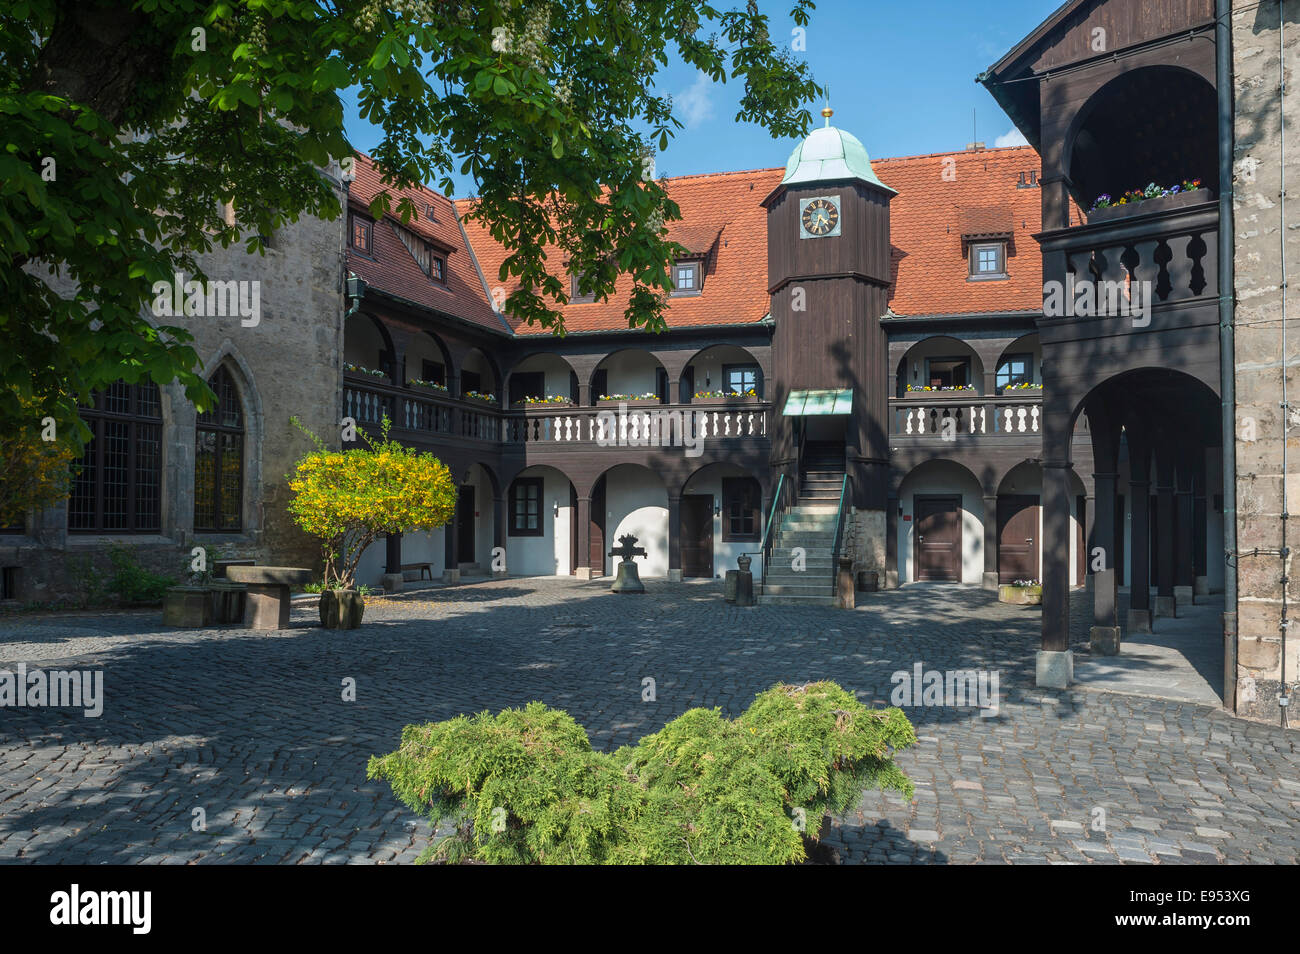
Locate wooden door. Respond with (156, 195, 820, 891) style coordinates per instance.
(681, 494, 714, 578)
(997, 494, 1040, 583)
(589, 479, 606, 576)
(457, 486, 475, 563)
(915, 496, 961, 582)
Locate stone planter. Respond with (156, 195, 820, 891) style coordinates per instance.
(319, 588, 366, 629)
(1086, 189, 1211, 223)
(163, 586, 212, 628)
(225, 565, 313, 630)
(998, 584, 1042, 605)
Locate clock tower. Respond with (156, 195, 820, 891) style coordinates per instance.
(763, 109, 896, 571)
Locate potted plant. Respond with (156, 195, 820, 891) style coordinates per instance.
(287, 414, 458, 630)
(1087, 179, 1210, 222)
(998, 579, 1043, 605)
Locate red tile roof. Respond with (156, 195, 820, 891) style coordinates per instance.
(874, 145, 1049, 317)
(455, 167, 781, 336)
(352, 144, 1058, 337)
(346, 154, 507, 333)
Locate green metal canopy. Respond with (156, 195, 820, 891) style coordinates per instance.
(782, 388, 853, 416)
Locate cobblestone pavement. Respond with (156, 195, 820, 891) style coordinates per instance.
(0, 579, 1296, 864)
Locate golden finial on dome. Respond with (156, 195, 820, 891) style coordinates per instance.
(821, 91, 833, 127)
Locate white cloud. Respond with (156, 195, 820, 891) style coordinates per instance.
(994, 127, 1029, 148)
(676, 71, 716, 130)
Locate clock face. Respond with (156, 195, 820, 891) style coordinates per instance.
(799, 196, 841, 238)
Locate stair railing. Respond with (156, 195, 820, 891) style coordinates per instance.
(830, 473, 851, 575)
(760, 472, 786, 584)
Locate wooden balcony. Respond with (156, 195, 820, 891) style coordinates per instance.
(891, 394, 1045, 439)
(344, 375, 771, 455)
(1038, 194, 1219, 335)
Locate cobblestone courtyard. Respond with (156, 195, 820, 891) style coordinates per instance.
(1, 579, 1296, 864)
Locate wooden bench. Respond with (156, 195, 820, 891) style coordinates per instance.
(401, 562, 434, 581)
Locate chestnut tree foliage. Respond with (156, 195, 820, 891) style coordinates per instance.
(1, 0, 822, 442)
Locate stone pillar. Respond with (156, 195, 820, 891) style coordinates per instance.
(981, 493, 999, 590)
(1128, 480, 1152, 633)
(667, 494, 683, 582)
(1038, 460, 1074, 687)
(385, 532, 402, 574)
(442, 503, 460, 583)
(574, 496, 592, 580)
(578, 381, 591, 406)
(1174, 477, 1195, 611)
(1089, 474, 1120, 655)
(885, 492, 899, 589)
(1154, 481, 1176, 618)
(1083, 492, 1096, 591)
(492, 496, 507, 577)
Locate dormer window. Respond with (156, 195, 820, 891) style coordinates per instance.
(570, 271, 594, 304)
(672, 260, 701, 296)
(430, 251, 444, 283)
(969, 241, 1007, 280)
(349, 214, 372, 254)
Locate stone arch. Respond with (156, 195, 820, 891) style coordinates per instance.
(893, 336, 988, 397)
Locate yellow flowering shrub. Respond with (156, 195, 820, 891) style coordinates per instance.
(0, 393, 77, 528)
(287, 416, 457, 588)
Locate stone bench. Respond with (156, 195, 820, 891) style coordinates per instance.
(224, 566, 313, 630)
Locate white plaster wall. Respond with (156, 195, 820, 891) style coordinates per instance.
(600, 351, 660, 398)
(897, 338, 985, 393)
(897, 463, 985, 585)
(685, 345, 763, 396)
(512, 355, 573, 400)
(404, 335, 446, 383)
(507, 469, 573, 576)
(356, 527, 448, 587)
(605, 466, 668, 577)
(681, 470, 765, 580)
(344, 315, 385, 370)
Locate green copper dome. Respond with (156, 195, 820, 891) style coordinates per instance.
(782, 116, 896, 194)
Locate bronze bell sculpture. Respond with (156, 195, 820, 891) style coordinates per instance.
(609, 533, 647, 594)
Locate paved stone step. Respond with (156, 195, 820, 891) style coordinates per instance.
(788, 503, 838, 514)
(757, 593, 838, 606)
(761, 583, 836, 597)
(769, 548, 835, 561)
(781, 518, 837, 530)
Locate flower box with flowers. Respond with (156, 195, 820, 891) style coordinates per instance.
(515, 395, 572, 409)
(1086, 180, 1211, 222)
(904, 384, 976, 394)
(692, 389, 760, 406)
(597, 393, 660, 406)
(998, 382, 1043, 395)
(408, 378, 449, 394)
(998, 580, 1042, 605)
(345, 363, 387, 379)
(463, 390, 497, 405)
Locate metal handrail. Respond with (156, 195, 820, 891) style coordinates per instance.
(760, 473, 786, 576)
(830, 473, 850, 572)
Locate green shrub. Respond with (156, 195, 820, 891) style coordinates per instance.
(106, 546, 176, 606)
(367, 681, 917, 865)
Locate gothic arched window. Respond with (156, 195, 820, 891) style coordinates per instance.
(194, 366, 244, 531)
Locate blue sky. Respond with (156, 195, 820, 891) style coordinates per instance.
(341, 0, 1063, 198)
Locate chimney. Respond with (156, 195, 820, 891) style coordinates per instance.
(965, 142, 986, 152)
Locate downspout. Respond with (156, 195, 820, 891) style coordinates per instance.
(1215, 0, 1239, 713)
(1276, 4, 1291, 728)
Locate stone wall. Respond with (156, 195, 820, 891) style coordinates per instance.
(1, 165, 348, 605)
(1231, 0, 1300, 721)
